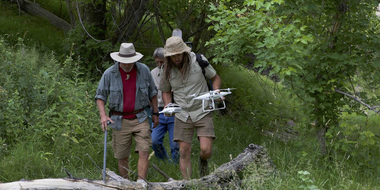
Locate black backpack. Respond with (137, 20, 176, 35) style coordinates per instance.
(196, 53, 213, 91)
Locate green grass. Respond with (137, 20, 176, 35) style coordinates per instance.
(260, 129, 379, 190)
(0, 1, 66, 55)
(34, 0, 70, 23)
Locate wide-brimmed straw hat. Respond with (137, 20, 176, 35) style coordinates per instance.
(110, 43, 143, 64)
(164, 36, 191, 57)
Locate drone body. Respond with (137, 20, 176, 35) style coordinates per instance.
(159, 103, 182, 115)
(193, 91, 232, 101)
(190, 88, 235, 112)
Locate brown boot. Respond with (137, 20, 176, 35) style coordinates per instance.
(199, 157, 208, 177)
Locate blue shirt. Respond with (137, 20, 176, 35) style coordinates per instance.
(95, 62, 157, 130)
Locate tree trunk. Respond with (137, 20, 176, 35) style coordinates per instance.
(65, 0, 76, 26)
(317, 125, 327, 155)
(82, 0, 107, 40)
(0, 144, 275, 190)
(153, 0, 166, 46)
(14, 0, 72, 32)
(112, 0, 150, 45)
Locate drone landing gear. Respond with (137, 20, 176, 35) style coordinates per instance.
(202, 99, 226, 112)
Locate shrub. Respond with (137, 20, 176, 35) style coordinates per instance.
(0, 37, 101, 154)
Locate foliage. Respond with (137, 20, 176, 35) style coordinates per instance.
(244, 126, 379, 189)
(207, 0, 380, 157)
(214, 64, 304, 130)
(63, 23, 114, 80)
(0, 37, 101, 167)
(0, 1, 66, 55)
(156, 0, 218, 52)
(297, 170, 320, 190)
(326, 112, 380, 174)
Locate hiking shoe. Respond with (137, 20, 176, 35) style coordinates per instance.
(199, 157, 208, 177)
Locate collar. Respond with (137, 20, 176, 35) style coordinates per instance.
(111, 61, 142, 74)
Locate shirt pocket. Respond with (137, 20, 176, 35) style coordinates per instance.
(188, 66, 203, 84)
(109, 87, 122, 109)
(169, 70, 182, 88)
(139, 83, 149, 103)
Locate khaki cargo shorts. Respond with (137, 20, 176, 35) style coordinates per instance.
(112, 118, 152, 159)
(174, 113, 215, 143)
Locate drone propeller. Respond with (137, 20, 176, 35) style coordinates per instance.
(219, 88, 236, 91)
(188, 91, 212, 97)
(219, 88, 236, 92)
(187, 93, 199, 98)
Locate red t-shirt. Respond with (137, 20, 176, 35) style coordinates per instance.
(119, 65, 137, 119)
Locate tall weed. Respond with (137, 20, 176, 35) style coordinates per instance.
(326, 112, 380, 176)
(0, 38, 103, 181)
(247, 130, 379, 189)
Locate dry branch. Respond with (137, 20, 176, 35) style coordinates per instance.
(335, 88, 380, 114)
(0, 144, 275, 190)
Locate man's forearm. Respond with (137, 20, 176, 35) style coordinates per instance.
(162, 91, 172, 107)
(96, 99, 107, 117)
(211, 74, 222, 90)
(150, 95, 159, 113)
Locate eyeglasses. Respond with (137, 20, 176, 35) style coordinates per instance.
(156, 61, 164, 64)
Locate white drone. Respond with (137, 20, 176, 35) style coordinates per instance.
(159, 103, 182, 115)
(190, 88, 235, 112)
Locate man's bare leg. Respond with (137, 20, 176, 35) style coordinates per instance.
(199, 137, 213, 160)
(137, 151, 149, 180)
(178, 141, 192, 180)
(118, 157, 129, 178)
(199, 137, 213, 176)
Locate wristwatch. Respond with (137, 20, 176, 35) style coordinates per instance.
(152, 112, 159, 116)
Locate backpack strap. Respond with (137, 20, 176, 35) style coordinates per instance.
(196, 53, 209, 77)
(195, 53, 213, 90)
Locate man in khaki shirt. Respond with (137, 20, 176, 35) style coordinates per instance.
(159, 36, 222, 179)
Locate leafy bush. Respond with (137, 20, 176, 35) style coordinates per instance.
(0, 37, 162, 182)
(326, 112, 380, 175)
(214, 64, 305, 130)
(0, 37, 104, 182)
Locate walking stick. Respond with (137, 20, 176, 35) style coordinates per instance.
(103, 121, 110, 181)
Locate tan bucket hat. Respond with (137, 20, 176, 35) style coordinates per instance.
(164, 36, 191, 57)
(110, 43, 143, 64)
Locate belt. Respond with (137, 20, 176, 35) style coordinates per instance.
(112, 108, 144, 116)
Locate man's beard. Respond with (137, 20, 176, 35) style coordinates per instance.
(174, 61, 184, 70)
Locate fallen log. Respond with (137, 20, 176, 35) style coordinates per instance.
(0, 143, 275, 190)
(10, 0, 72, 32)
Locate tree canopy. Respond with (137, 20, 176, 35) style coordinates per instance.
(206, 0, 380, 153)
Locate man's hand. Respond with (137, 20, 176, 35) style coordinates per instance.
(100, 115, 113, 131)
(214, 89, 225, 102)
(163, 103, 175, 117)
(97, 100, 113, 131)
(152, 115, 159, 128)
(164, 113, 175, 117)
